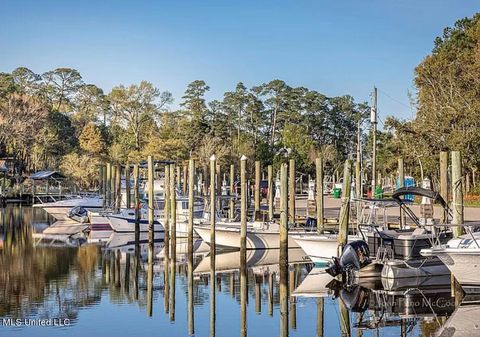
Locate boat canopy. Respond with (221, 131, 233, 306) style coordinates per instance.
(391, 187, 448, 209)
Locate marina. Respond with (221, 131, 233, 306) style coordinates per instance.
(1, 2, 479, 336)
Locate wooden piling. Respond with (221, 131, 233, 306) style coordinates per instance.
(125, 163, 131, 208)
(229, 164, 235, 220)
(240, 155, 247, 251)
(106, 163, 111, 206)
(289, 159, 295, 223)
(169, 243, 176, 321)
(398, 158, 406, 228)
(164, 165, 171, 259)
(133, 164, 140, 238)
(124, 253, 130, 292)
(146, 240, 154, 317)
(111, 164, 117, 208)
(255, 275, 261, 313)
(316, 157, 324, 233)
(316, 298, 324, 337)
(355, 161, 361, 224)
(115, 164, 121, 210)
(147, 156, 154, 242)
(210, 155, 216, 254)
(254, 160, 261, 214)
(183, 164, 188, 195)
(452, 151, 463, 238)
(289, 269, 297, 330)
(280, 163, 289, 265)
(268, 165, 274, 221)
(187, 238, 195, 335)
(339, 298, 351, 337)
(240, 239, 247, 337)
(188, 159, 195, 250)
(268, 272, 274, 316)
(440, 151, 448, 223)
(338, 160, 352, 249)
(170, 164, 177, 259)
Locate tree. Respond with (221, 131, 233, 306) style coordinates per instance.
(60, 152, 100, 189)
(180, 80, 211, 150)
(11, 67, 41, 96)
(108, 81, 172, 151)
(42, 68, 84, 111)
(73, 84, 108, 132)
(0, 93, 48, 171)
(79, 123, 105, 156)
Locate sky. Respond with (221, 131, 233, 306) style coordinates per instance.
(0, 0, 479, 122)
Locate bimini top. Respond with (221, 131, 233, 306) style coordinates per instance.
(391, 186, 448, 209)
(29, 170, 66, 180)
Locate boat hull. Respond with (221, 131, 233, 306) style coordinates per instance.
(107, 215, 165, 233)
(422, 248, 480, 292)
(194, 225, 301, 249)
(292, 235, 359, 264)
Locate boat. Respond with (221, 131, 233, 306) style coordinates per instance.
(353, 187, 453, 280)
(33, 195, 103, 220)
(291, 267, 335, 298)
(107, 208, 165, 232)
(421, 223, 480, 293)
(193, 221, 309, 249)
(292, 234, 361, 264)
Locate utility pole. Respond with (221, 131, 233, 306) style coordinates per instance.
(371, 86, 377, 192)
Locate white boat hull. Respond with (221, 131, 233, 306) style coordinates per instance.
(422, 248, 480, 291)
(33, 197, 103, 220)
(292, 235, 356, 264)
(107, 215, 164, 233)
(194, 225, 302, 249)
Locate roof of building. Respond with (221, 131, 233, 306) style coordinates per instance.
(29, 170, 66, 180)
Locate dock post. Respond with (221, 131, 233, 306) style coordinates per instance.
(133, 164, 140, 238)
(187, 159, 195, 335)
(268, 272, 274, 316)
(289, 269, 297, 329)
(210, 155, 216, 253)
(339, 299, 351, 337)
(170, 164, 177, 259)
(452, 151, 463, 238)
(147, 156, 154, 240)
(279, 161, 289, 337)
(125, 163, 131, 208)
(355, 160, 362, 225)
(240, 155, 247, 251)
(111, 164, 117, 208)
(164, 165, 170, 258)
(280, 162, 289, 264)
(115, 164, 121, 211)
(316, 298, 324, 337)
(106, 163, 111, 206)
(316, 157, 324, 233)
(188, 159, 195, 250)
(268, 165, 274, 221)
(254, 160, 261, 215)
(338, 160, 352, 250)
(209, 154, 217, 337)
(289, 159, 296, 224)
(146, 239, 154, 317)
(229, 164, 235, 219)
(398, 158, 406, 228)
(183, 164, 188, 195)
(440, 151, 449, 223)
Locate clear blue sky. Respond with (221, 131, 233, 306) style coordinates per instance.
(1, 0, 478, 121)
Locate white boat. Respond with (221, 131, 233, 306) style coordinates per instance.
(33, 196, 103, 220)
(421, 225, 480, 292)
(292, 234, 361, 264)
(107, 208, 165, 232)
(194, 221, 306, 249)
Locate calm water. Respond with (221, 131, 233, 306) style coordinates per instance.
(0, 205, 463, 336)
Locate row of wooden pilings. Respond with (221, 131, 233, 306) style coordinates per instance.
(98, 154, 351, 337)
(98, 149, 466, 337)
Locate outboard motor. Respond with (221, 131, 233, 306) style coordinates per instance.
(326, 240, 371, 278)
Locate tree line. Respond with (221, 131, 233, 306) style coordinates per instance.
(0, 68, 368, 188)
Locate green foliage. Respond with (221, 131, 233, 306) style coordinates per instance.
(60, 152, 100, 189)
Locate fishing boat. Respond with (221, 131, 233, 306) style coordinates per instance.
(421, 224, 480, 293)
(107, 208, 165, 232)
(434, 296, 480, 336)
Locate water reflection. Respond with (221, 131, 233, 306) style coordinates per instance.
(0, 205, 473, 337)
